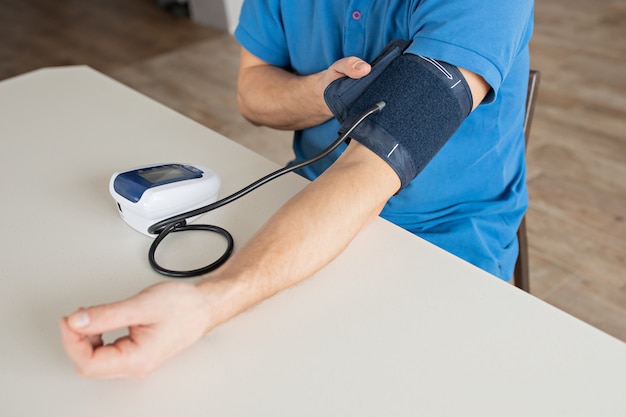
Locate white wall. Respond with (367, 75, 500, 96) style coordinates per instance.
(224, 0, 243, 33)
(188, 0, 243, 34)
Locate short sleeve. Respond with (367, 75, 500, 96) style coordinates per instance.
(406, 0, 534, 101)
(234, 0, 291, 67)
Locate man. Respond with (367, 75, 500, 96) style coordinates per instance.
(60, 0, 534, 378)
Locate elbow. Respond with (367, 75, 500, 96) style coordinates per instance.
(237, 90, 262, 126)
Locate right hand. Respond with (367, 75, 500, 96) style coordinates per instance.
(309, 56, 372, 120)
(322, 56, 372, 85)
(237, 48, 372, 130)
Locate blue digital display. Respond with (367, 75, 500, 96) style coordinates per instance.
(113, 164, 203, 203)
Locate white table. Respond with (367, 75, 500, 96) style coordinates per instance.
(1, 67, 625, 416)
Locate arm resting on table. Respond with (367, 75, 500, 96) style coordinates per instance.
(60, 48, 488, 379)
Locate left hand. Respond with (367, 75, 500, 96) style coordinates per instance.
(60, 281, 213, 379)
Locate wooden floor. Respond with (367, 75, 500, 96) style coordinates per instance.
(1, 0, 624, 341)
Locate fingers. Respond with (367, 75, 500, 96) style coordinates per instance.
(60, 282, 211, 379)
(60, 298, 155, 378)
(350, 59, 371, 78)
(65, 300, 147, 336)
(60, 314, 158, 379)
(331, 56, 371, 79)
(59, 316, 97, 365)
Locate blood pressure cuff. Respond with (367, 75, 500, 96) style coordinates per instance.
(324, 40, 474, 189)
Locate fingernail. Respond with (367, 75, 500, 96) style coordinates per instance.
(69, 308, 90, 328)
(354, 60, 366, 70)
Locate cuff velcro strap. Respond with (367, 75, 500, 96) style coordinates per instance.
(324, 40, 473, 189)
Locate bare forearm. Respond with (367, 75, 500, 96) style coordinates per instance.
(237, 61, 332, 130)
(197, 143, 399, 328)
(237, 48, 372, 131)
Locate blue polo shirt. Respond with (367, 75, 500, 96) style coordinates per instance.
(235, 0, 534, 280)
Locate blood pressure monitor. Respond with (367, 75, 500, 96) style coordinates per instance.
(105, 102, 383, 278)
(110, 163, 221, 236)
